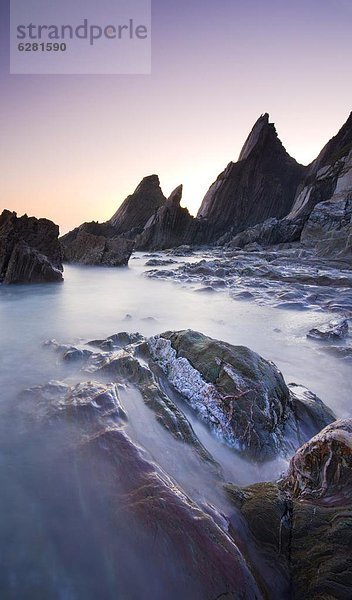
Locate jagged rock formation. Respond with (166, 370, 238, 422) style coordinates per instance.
(61, 112, 352, 256)
(222, 111, 352, 253)
(109, 175, 166, 235)
(135, 185, 210, 250)
(0, 210, 63, 284)
(197, 113, 305, 238)
(61, 175, 168, 264)
(226, 419, 352, 599)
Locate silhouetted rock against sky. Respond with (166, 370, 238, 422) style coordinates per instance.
(0, 210, 63, 284)
(288, 111, 352, 222)
(222, 111, 352, 254)
(109, 175, 166, 235)
(197, 113, 305, 237)
(135, 185, 210, 250)
(61, 111, 352, 256)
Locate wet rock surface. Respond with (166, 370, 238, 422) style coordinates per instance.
(45, 333, 216, 464)
(18, 372, 262, 599)
(226, 418, 352, 599)
(45, 330, 334, 462)
(13, 327, 352, 599)
(0, 209, 63, 284)
(145, 246, 352, 317)
(148, 330, 334, 460)
(307, 317, 349, 340)
(283, 418, 352, 501)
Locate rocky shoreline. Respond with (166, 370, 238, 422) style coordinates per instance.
(2, 111, 351, 281)
(1, 109, 351, 597)
(16, 327, 351, 599)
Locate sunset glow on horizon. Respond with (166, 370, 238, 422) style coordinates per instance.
(1, 0, 352, 234)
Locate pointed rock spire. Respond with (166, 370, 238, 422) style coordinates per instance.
(197, 113, 305, 236)
(239, 113, 271, 160)
(166, 185, 183, 206)
(109, 175, 166, 233)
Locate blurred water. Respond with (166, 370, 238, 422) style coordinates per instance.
(0, 253, 351, 598)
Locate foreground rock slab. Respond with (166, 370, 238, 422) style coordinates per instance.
(226, 418, 352, 599)
(148, 330, 335, 460)
(47, 329, 335, 462)
(19, 379, 262, 600)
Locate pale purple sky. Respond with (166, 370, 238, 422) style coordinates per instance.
(1, 0, 351, 233)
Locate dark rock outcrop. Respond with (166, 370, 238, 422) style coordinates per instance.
(197, 113, 305, 238)
(221, 216, 302, 249)
(61, 175, 168, 264)
(218, 111, 352, 253)
(302, 196, 352, 258)
(109, 175, 166, 234)
(135, 185, 210, 250)
(0, 210, 63, 284)
(62, 229, 134, 266)
(226, 419, 352, 599)
(147, 329, 334, 460)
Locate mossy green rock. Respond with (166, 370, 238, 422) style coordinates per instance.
(226, 419, 352, 599)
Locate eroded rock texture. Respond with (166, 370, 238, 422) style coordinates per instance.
(0, 209, 63, 284)
(226, 419, 352, 599)
(147, 330, 334, 460)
